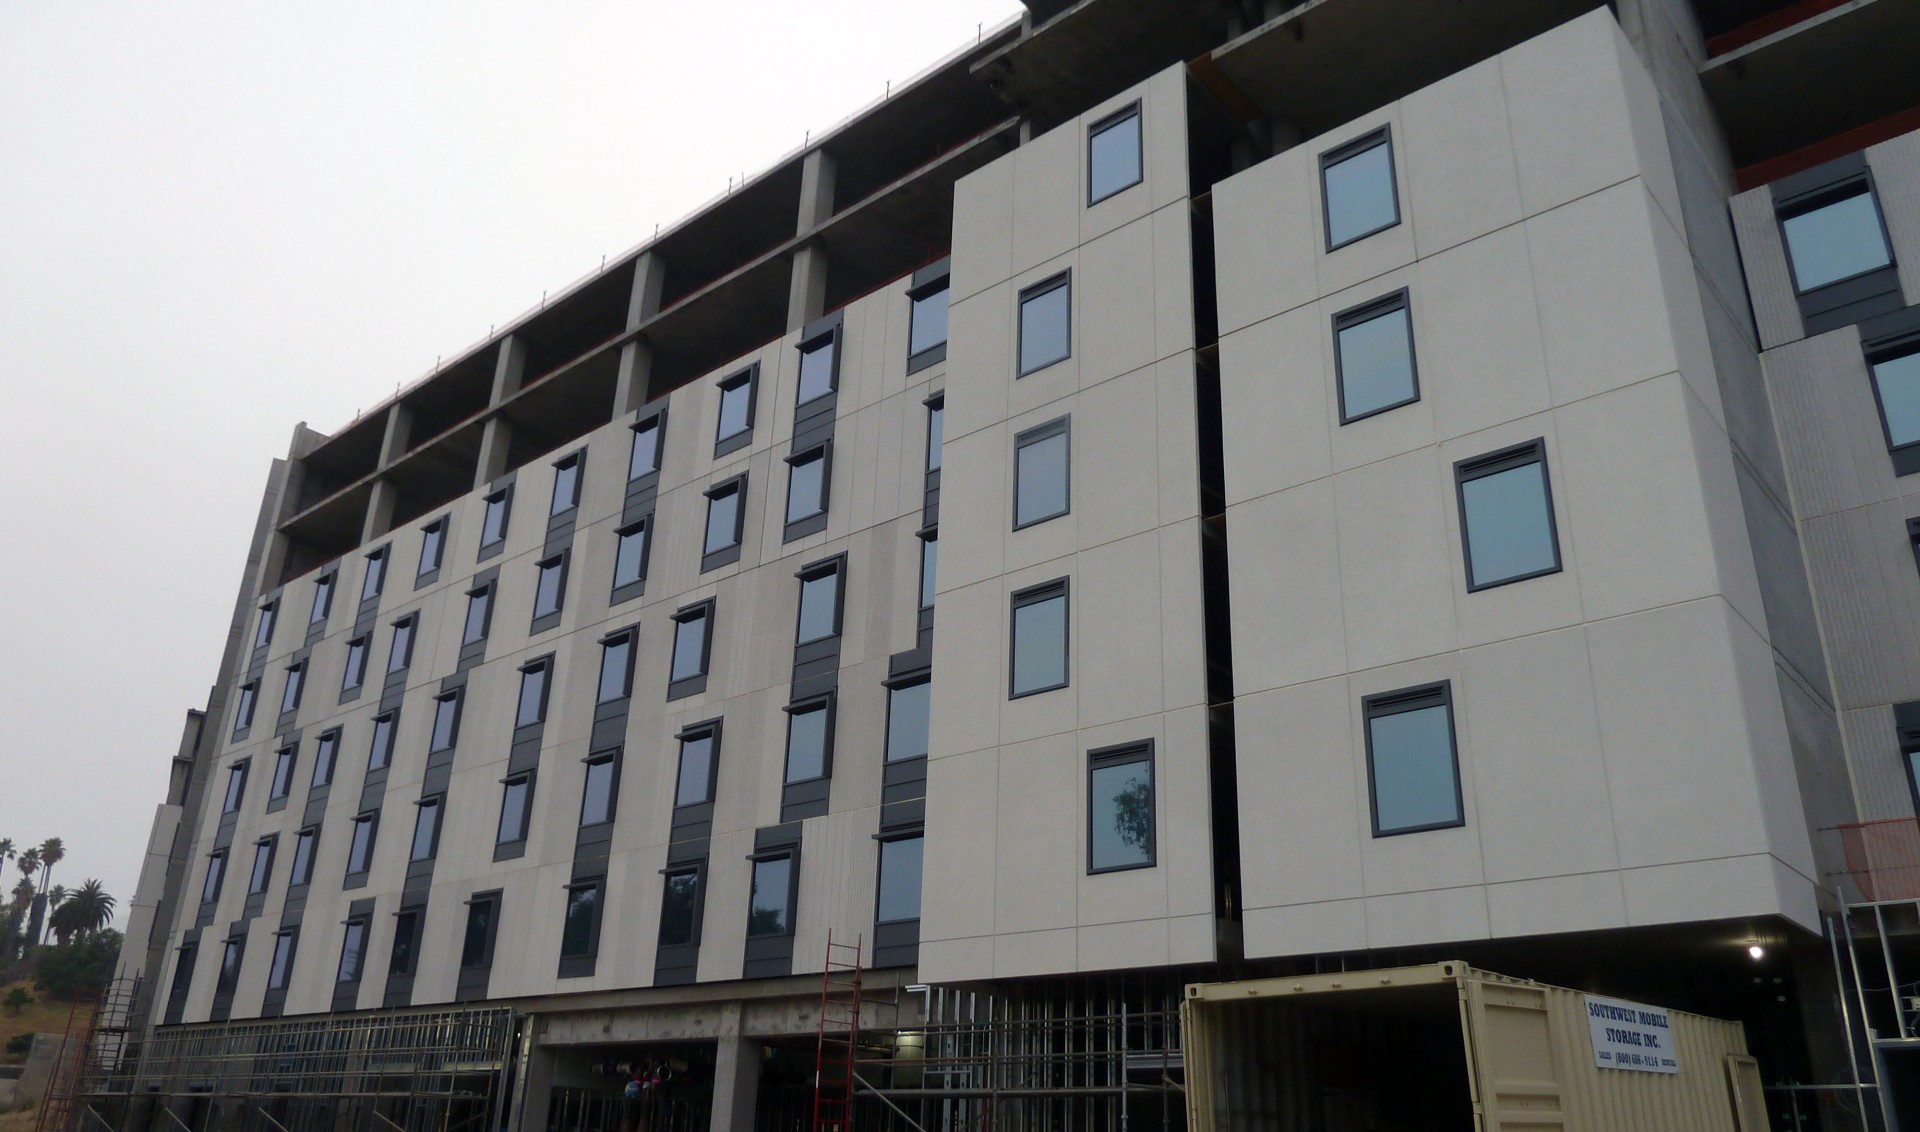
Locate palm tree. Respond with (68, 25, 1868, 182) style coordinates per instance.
(0, 839, 13, 903)
(17, 848, 42, 949)
(49, 880, 115, 944)
(35, 838, 64, 945)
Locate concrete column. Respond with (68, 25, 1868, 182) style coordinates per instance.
(614, 252, 668, 417)
(787, 149, 837, 332)
(506, 1027, 555, 1132)
(360, 403, 414, 542)
(474, 336, 527, 490)
(707, 1005, 760, 1132)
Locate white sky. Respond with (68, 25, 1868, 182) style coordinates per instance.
(0, 1, 1023, 925)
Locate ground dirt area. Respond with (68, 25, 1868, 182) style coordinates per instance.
(0, 981, 91, 1065)
(0, 1104, 38, 1130)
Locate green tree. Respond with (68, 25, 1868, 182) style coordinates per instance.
(35, 838, 64, 945)
(32, 930, 121, 1002)
(0, 839, 13, 906)
(49, 881, 115, 945)
(3, 987, 29, 1016)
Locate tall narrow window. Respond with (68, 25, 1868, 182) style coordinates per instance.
(703, 478, 745, 560)
(1013, 417, 1070, 528)
(550, 453, 582, 516)
(925, 398, 945, 472)
(269, 744, 297, 801)
(1087, 102, 1143, 205)
(460, 897, 497, 969)
(784, 697, 834, 784)
(1010, 579, 1070, 697)
(480, 488, 512, 550)
(747, 855, 794, 937)
(715, 369, 757, 454)
(367, 713, 396, 772)
(410, 796, 442, 861)
(201, 851, 226, 904)
(795, 560, 843, 645)
(659, 868, 701, 946)
(613, 520, 650, 597)
(341, 636, 369, 692)
(669, 602, 713, 697)
(919, 532, 939, 610)
(345, 811, 379, 876)
(1455, 440, 1561, 591)
(909, 282, 950, 370)
(311, 730, 339, 788)
(429, 692, 461, 753)
(1333, 291, 1419, 423)
(387, 616, 415, 673)
(580, 751, 620, 827)
(1320, 127, 1399, 250)
(279, 662, 305, 715)
(463, 584, 493, 645)
(1087, 743, 1155, 873)
(1018, 274, 1071, 376)
(629, 416, 662, 480)
(516, 660, 550, 727)
(885, 679, 931, 763)
(797, 332, 839, 405)
(560, 882, 601, 959)
(417, 518, 446, 577)
(532, 553, 569, 623)
(222, 762, 249, 814)
(337, 917, 368, 984)
(289, 827, 317, 887)
(360, 548, 387, 601)
(309, 573, 335, 625)
(253, 601, 278, 650)
(389, 909, 420, 976)
(785, 446, 830, 526)
(233, 682, 257, 734)
(598, 630, 635, 704)
(248, 837, 276, 894)
(216, 937, 244, 995)
(497, 774, 534, 845)
(875, 835, 924, 923)
(267, 930, 296, 991)
(675, 727, 717, 807)
(1867, 338, 1920, 475)
(1780, 181, 1893, 293)
(1365, 683, 1463, 836)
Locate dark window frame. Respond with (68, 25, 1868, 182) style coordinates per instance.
(667, 599, 716, 699)
(266, 928, 298, 991)
(578, 748, 622, 828)
(253, 600, 278, 650)
(873, 831, 926, 925)
(611, 517, 652, 601)
(410, 794, 445, 862)
(516, 657, 553, 728)
(795, 325, 842, 407)
(918, 528, 939, 611)
(417, 516, 447, 579)
(629, 412, 665, 480)
(782, 693, 838, 785)
(248, 834, 278, 895)
(1454, 438, 1563, 593)
(745, 850, 800, 939)
(460, 890, 503, 970)
(479, 486, 514, 553)
(360, 545, 389, 602)
(201, 849, 227, 905)
(1775, 171, 1896, 296)
(1016, 272, 1073, 377)
(311, 729, 340, 788)
(530, 550, 571, 629)
(309, 571, 336, 626)
(1332, 288, 1421, 424)
(657, 864, 705, 947)
(336, 916, 369, 984)
(495, 771, 536, 848)
(1086, 741, 1156, 875)
(714, 366, 760, 457)
(884, 674, 933, 764)
(279, 661, 306, 715)
(549, 450, 584, 517)
(1319, 126, 1401, 252)
(701, 475, 749, 570)
(1009, 577, 1071, 699)
(783, 443, 833, 537)
(907, 275, 951, 374)
(289, 826, 319, 887)
(269, 743, 298, 801)
(1863, 319, 1920, 477)
(367, 711, 398, 772)
(1012, 416, 1072, 530)
(559, 877, 606, 962)
(1362, 681, 1466, 838)
(428, 690, 463, 754)
(216, 934, 245, 996)
(341, 636, 370, 694)
(233, 681, 258, 735)
(386, 614, 417, 674)
(597, 627, 637, 704)
(925, 395, 945, 473)
(462, 583, 495, 645)
(674, 719, 723, 808)
(1086, 100, 1144, 206)
(388, 907, 423, 977)
(222, 760, 250, 815)
(794, 556, 847, 646)
(345, 810, 381, 878)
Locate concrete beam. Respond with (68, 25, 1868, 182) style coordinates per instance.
(615, 253, 668, 416)
(708, 1004, 760, 1132)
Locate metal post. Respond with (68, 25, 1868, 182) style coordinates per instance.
(1872, 905, 1909, 1041)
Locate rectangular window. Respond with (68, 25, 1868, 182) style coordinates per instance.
(516, 659, 550, 727)
(703, 478, 745, 558)
(747, 855, 794, 937)
(429, 692, 462, 752)
(919, 532, 938, 610)
(410, 796, 442, 861)
(341, 637, 369, 692)
(675, 726, 718, 807)
(550, 453, 582, 516)
(925, 397, 944, 472)
(613, 520, 650, 593)
(715, 368, 757, 453)
(1364, 682, 1464, 836)
(795, 559, 843, 645)
(460, 896, 497, 969)
(598, 630, 635, 703)
(279, 662, 305, 715)
(1010, 579, 1070, 698)
(875, 835, 924, 923)
(311, 730, 339, 788)
(796, 331, 839, 405)
(345, 811, 379, 875)
(629, 416, 662, 480)
(885, 678, 931, 763)
(248, 837, 276, 895)
(201, 850, 226, 904)
(1087, 743, 1155, 873)
(784, 696, 834, 784)
(222, 761, 249, 814)
(1013, 417, 1070, 529)
(267, 930, 296, 990)
(418, 518, 446, 577)
(909, 282, 950, 367)
(785, 446, 830, 525)
(1333, 290, 1419, 423)
(1867, 334, 1920, 474)
(216, 937, 243, 995)
(337, 917, 368, 983)
(269, 744, 296, 800)
(309, 572, 335, 625)
(532, 553, 569, 622)
(253, 601, 277, 650)
(1780, 180, 1893, 293)
(659, 868, 701, 946)
(1087, 102, 1143, 205)
(480, 488, 512, 549)
(1320, 127, 1400, 250)
(1455, 440, 1562, 591)
(668, 602, 713, 693)
(462, 584, 493, 645)
(579, 750, 619, 826)
(367, 712, 396, 771)
(497, 773, 534, 844)
(233, 681, 257, 734)
(560, 882, 601, 959)
(360, 547, 387, 602)
(289, 827, 317, 887)
(389, 909, 420, 976)
(1017, 273, 1071, 376)
(387, 616, 415, 674)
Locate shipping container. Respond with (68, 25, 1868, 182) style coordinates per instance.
(1182, 961, 1769, 1132)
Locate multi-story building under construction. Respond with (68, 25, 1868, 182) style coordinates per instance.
(74, 0, 1920, 1129)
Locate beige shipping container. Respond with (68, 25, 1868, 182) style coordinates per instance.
(1183, 962, 1768, 1132)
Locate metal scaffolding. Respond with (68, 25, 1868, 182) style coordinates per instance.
(67, 997, 518, 1132)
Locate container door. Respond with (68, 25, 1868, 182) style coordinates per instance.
(1723, 1055, 1767, 1132)
(1460, 978, 1567, 1131)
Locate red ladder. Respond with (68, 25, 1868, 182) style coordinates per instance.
(811, 933, 863, 1132)
(34, 988, 99, 1132)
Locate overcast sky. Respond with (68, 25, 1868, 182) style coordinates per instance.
(0, 1, 1023, 925)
